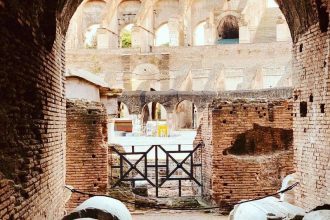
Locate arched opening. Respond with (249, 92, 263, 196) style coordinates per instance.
(142, 102, 167, 123)
(120, 24, 133, 48)
(217, 15, 239, 44)
(83, 0, 106, 19)
(194, 21, 206, 46)
(118, 0, 141, 28)
(155, 23, 170, 46)
(142, 102, 167, 136)
(174, 100, 197, 130)
(83, 24, 100, 48)
(118, 102, 130, 118)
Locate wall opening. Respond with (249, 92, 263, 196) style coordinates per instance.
(316, 0, 329, 33)
(320, 104, 325, 113)
(155, 23, 170, 46)
(300, 102, 307, 117)
(120, 24, 133, 48)
(83, 24, 100, 48)
(118, 102, 130, 118)
(142, 102, 167, 125)
(194, 21, 206, 46)
(217, 15, 239, 44)
(174, 100, 197, 130)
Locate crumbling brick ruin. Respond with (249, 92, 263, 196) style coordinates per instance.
(195, 99, 294, 210)
(65, 100, 108, 210)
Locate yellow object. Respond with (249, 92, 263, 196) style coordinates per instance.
(157, 124, 168, 137)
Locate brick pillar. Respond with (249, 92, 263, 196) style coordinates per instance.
(66, 100, 108, 211)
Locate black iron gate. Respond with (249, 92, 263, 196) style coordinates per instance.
(110, 143, 203, 197)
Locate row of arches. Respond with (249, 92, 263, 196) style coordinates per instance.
(118, 100, 198, 130)
(70, 0, 279, 49)
(82, 15, 240, 49)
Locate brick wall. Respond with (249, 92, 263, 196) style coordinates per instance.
(292, 24, 330, 209)
(0, 3, 68, 220)
(197, 99, 294, 210)
(277, 0, 330, 209)
(66, 100, 108, 210)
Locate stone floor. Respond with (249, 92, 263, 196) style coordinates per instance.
(132, 211, 228, 220)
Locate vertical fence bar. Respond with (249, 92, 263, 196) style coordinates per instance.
(179, 180, 182, 197)
(120, 155, 123, 179)
(166, 151, 169, 178)
(145, 151, 148, 183)
(190, 151, 193, 178)
(155, 145, 159, 197)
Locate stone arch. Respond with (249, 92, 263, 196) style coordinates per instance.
(132, 63, 160, 91)
(82, 0, 106, 27)
(215, 11, 243, 28)
(154, 0, 180, 28)
(119, 23, 134, 48)
(118, 0, 141, 29)
(155, 22, 170, 46)
(217, 15, 240, 44)
(174, 100, 198, 130)
(83, 23, 101, 48)
(193, 20, 207, 46)
(141, 102, 167, 124)
(118, 102, 130, 118)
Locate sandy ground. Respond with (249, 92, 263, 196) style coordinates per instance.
(132, 211, 228, 220)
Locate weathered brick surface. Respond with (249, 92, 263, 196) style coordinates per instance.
(65, 100, 108, 211)
(0, 6, 67, 220)
(292, 24, 330, 209)
(0, 1, 82, 218)
(197, 99, 294, 210)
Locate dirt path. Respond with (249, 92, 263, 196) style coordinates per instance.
(132, 211, 228, 220)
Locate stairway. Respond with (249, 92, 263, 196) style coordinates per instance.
(254, 7, 282, 43)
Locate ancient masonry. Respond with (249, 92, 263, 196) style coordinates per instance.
(0, 0, 330, 219)
(0, 23, 67, 220)
(66, 100, 108, 210)
(195, 99, 294, 210)
(0, 1, 80, 218)
(292, 23, 330, 209)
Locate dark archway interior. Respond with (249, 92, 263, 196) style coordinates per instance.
(217, 15, 239, 39)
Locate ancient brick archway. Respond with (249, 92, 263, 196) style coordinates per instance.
(118, 89, 292, 115)
(1, 0, 330, 218)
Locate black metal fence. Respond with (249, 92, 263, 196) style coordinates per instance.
(110, 143, 203, 198)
